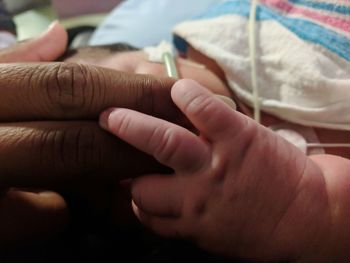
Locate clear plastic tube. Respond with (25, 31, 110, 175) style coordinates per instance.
(162, 52, 179, 78)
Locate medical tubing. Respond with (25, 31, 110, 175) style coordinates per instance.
(307, 143, 350, 148)
(162, 52, 179, 78)
(249, 0, 260, 123)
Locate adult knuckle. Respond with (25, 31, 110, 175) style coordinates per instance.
(44, 63, 94, 117)
(38, 125, 103, 175)
(62, 126, 102, 173)
(114, 74, 156, 113)
(135, 76, 155, 113)
(131, 75, 174, 115)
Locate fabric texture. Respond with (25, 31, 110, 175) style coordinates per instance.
(89, 0, 221, 48)
(173, 0, 350, 130)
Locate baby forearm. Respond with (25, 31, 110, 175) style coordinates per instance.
(263, 154, 350, 263)
(301, 154, 350, 262)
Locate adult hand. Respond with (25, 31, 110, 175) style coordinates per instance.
(0, 21, 69, 246)
(0, 23, 180, 246)
(0, 63, 178, 187)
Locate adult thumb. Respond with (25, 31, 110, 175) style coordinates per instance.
(0, 21, 68, 63)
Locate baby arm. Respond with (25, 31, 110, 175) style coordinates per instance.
(99, 79, 350, 262)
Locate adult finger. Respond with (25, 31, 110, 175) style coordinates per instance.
(0, 188, 68, 246)
(131, 174, 184, 217)
(0, 63, 178, 122)
(0, 121, 166, 187)
(99, 108, 209, 172)
(172, 79, 247, 141)
(0, 21, 68, 63)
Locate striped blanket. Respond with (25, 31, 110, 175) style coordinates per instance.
(191, 0, 350, 61)
(173, 0, 350, 130)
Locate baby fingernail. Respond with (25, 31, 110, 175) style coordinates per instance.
(99, 108, 115, 130)
(215, 95, 237, 110)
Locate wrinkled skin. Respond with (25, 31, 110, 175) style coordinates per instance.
(101, 79, 350, 263)
(0, 62, 179, 186)
(0, 23, 181, 246)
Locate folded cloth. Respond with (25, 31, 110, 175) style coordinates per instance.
(89, 0, 221, 48)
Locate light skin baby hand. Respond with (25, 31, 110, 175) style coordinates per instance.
(99, 79, 350, 262)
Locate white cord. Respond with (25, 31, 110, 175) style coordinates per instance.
(249, 0, 261, 123)
(307, 143, 350, 148)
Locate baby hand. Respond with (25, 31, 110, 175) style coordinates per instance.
(99, 79, 331, 262)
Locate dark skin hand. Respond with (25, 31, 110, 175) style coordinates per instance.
(0, 23, 179, 247)
(0, 62, 178, 187)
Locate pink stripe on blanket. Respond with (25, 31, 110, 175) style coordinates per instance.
(260, 0, 350, 33)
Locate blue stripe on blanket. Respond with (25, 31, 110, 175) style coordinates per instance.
(187, 0, 350, 61)
(288, 0, 350, 16)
